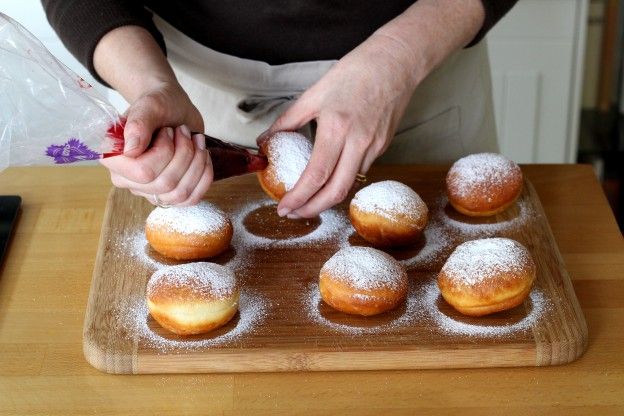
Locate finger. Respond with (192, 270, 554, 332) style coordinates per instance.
(129, 188, 157, 205)
(178, 156, 214, 206)
(156, 134, 209, 206)
(289, 137, 367, 218)
(260, 93, 317, 147)
(276, 116, 346, 216)
(101, 127, 175, 184)
(108, 125, 195, 192)
(123, 95, 167, 156)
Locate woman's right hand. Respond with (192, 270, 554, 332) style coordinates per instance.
(100, 80, 213, 207)
(93, 26, 212, 207)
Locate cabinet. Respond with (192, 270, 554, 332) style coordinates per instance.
(487, 0, 588, 162)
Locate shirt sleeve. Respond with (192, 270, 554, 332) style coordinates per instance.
(41, 0, 166, 85)
(467, 0, 519, 47)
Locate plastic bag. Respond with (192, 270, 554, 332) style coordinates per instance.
(0, 12, 124, 173)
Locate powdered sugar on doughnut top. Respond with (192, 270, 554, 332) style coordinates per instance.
(147, 262, 237, 300)
(447, 153, 521, 200)
(440, 238, 534, 286)
(146, 201, 229, 235)
(321, 246, 407, 291)
(266, 132, 312, 190)
(351, 180, 427, 221)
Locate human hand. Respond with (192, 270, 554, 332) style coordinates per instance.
(100, 81, 213, 207)
(262, 33, 422, 219)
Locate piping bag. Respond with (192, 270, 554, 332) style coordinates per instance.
(0, 12, 267, 179)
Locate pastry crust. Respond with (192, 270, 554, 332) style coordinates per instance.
(446, 153, 523, 217)
(145, 202, 233, 260)
(257, 131, 312, 201)
(319, 246, 408, 316)
(349, 180, 428, 247)
(146, 263, 240, 335)
(437, 238, 536, 317)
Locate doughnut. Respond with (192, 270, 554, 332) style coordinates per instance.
(437, 238, 536, 317)
(446, 153, 523, 217)
(257, 131, 312, 200)
(319, 246, 408, 316)
(146, 262, 240, 335)
(145, 201, 232, 260)
(349, 180, 428, 247)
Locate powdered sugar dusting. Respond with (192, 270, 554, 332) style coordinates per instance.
(232, 199, 352, 249)
(418, 279, 549, 337)
(352, 180, 427, 221)
(266, 132, 312, 190)
(440, 238, 534, 286)
(399, 220, 453, 270)
(305, 282, 421, 335)
(146, 262, 237, 300)
(321, 246, 406, 290)
(117, 230, 166, 269)
(115, 291, 268, 351)
(146, 201, 229, 235)
(447, 153, 521, 200)
(439, 195, 533, 236)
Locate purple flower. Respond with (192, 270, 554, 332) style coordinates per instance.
(45, 138, 101, 164)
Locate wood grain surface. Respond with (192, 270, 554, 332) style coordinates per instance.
(84, 167, 586, 373)
(0, 165, 622, 415)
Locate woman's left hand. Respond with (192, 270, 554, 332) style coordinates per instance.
(262, 32, 424, 219)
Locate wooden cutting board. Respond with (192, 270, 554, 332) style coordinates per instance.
(83, 166, 587, 374)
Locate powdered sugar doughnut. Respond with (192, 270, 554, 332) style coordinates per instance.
(145, 201, 232, 260)
(349, 180, 428, 247)
(319, 246, 408, 316)
(437, 238, 536, 317)
(257, 131, 313, 200)
(146, 262, 240, 335)
(446, 153, 523, 217)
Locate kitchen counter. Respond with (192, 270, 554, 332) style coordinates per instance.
(0, 164, 622, 415)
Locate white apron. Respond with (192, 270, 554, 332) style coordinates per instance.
(154, 16, 498, 164)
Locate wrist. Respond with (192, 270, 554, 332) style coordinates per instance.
(94, 25, 178, 102)
(367, 31, 432, 90)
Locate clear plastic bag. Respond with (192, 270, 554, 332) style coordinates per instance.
(0, 12, 124, 173)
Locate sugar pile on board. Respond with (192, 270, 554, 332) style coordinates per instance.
(116, 230, 166, 269)
(351, 180, 427, 221)
(231, 199, 353, 250)
(266, 132, 313, 191)
(304, 282, 422, 335)
(439, 195, 534, 236)
(115, 290, 269, 351)
(417, 279, 550, 337)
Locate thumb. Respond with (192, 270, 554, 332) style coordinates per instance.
(258, 95, 316, 147)
(123, 97, 165, 157)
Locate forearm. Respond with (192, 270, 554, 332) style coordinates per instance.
(371, 0, 485, 88)
(93, 26, 178, 102)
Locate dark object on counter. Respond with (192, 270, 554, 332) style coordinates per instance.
(0, 195, 21, 269)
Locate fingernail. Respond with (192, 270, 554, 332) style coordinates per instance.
(287, 212, 301, 220)
(179, 124, 191, 138)
(193, 133, 206, 150)
(124, 135, 139, 153)
(165, 127, 174, 140)
(277, 207, 291, 217)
